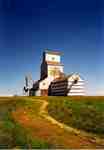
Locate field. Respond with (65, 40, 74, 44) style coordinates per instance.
(48, 96, 104, 136)
(0, 96, 104, 149)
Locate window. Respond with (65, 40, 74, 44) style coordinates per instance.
(74, 79, 78, 84)
(52, 57, 55, 61)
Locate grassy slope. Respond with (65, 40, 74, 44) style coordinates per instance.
(48, 96, 104, 136)
(0, 96, 104, 149)
(0, 97, 51, 149)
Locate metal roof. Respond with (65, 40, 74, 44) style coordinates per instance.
(44, 49, 63, 55)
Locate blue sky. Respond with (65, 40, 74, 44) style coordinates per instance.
(0, 0, 103, 95)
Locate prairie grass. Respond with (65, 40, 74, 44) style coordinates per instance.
(0, 97, 52, 149)
(48, 96, 104, 136)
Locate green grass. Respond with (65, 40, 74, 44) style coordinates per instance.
(0, 97, 52, 149)
(48, 96, 104, 136)
(0, 96, 104, 148)
(1, 118, 51, 149)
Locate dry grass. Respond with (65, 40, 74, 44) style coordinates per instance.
(0, 96, 104, 149)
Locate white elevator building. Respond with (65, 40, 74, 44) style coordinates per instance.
(29, 50, 85, 96)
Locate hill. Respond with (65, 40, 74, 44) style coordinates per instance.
(0, 96, 104, 149)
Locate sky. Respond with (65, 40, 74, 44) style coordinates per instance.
(0, 0, 103, 96)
